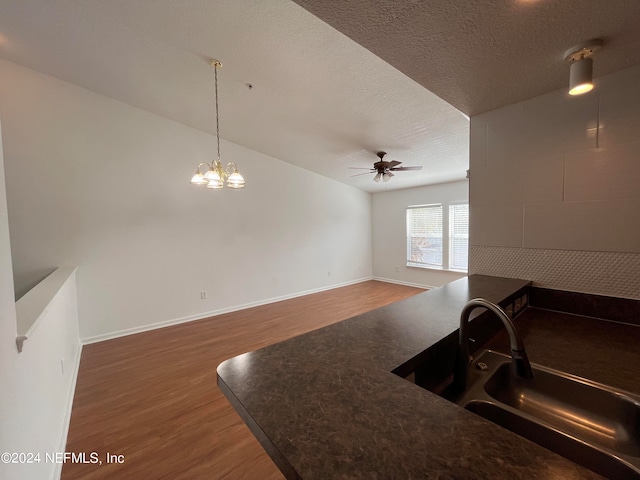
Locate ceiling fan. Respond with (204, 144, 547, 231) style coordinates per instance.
(349, 151, 423, 183)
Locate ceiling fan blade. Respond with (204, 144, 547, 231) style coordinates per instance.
(350, 172, 373, 177)
(348, 167, 375, 170)
(390, 166, 423, 171)
(386, 160, 402, 169)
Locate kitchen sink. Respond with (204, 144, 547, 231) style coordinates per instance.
(457, 350, 640, 479)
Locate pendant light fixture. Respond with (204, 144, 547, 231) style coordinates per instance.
(190, 59, 245, 189)
(564, 39, 603, 96)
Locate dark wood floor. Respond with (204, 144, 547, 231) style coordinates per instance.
(62, 280, 424, 480)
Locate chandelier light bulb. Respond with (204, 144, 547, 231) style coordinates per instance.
(204, 168, 219, 181)
(190, 171, 206, 185)
(227, 170, 245, 189)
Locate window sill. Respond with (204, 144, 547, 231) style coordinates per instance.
(406, 264, 468, 274)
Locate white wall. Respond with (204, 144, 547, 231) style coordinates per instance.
(0, 119, 82, 480)
(469, 64, 640, 299)
(372, 181, 468, 288)
(0, 59, 373, 341)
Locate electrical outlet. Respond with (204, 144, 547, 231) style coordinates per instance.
(505, 304, 514, 318)
(200, 291, 207, 300)
(395, 265, 399, 272)
(327, 271, 331, 277)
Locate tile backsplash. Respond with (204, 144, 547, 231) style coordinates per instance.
(470, 245, 640, 300)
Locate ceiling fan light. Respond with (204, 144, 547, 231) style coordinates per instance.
(373, 173, 382, 183)
(382, 173, 391, 183)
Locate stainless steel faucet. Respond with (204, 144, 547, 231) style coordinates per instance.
(454, 298, 534, 392)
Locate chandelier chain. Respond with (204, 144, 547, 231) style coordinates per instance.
(214, 63, 221, 161)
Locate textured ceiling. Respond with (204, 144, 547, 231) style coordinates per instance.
(292, 0, 640, 116)
(0, 0, 469, 193)
(2, 2, 640, 194)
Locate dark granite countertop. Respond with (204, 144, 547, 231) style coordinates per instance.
(487, 308, 640, 396)
(217, 275, 611, 479)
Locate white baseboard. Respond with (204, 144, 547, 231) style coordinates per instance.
(372, 276, 433, 290)
(52, 341, 83, 480)
(82, 277, 374, 344)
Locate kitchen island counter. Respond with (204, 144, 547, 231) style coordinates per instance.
(217, 275, 603, 479)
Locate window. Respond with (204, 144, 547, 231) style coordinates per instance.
(406, 203, 468, 272)
(407, 205, 443, 268)
(449, 204, 469, 271)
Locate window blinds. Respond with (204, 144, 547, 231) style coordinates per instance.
(407, 205, 443, 267)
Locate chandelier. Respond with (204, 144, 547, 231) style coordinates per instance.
(190, 59, 245, 189)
